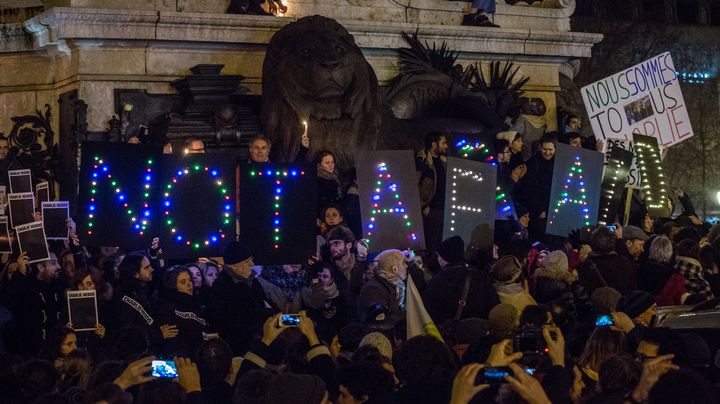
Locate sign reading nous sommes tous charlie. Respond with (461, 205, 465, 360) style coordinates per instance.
(581, 52, 693, 148)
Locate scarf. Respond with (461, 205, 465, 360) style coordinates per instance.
(494, 282, 525, 295)
(263, 266, 307, 300)
(376, 270, 407, 309)
(323, 281, 340, 301)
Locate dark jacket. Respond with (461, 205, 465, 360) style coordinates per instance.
(357, 276, 402, 325)
(516, 154, 554, 218)
(206, 270, 273, 355)
(416, 150, 447, 210)
(423, 262, 499, 324)
(534, 267, 592, 325)
(317, 172, 342, 209)
(637, 260, 675, 296)
(111, 280, 163, 346)
(157, 290, 210, 357)
(1, 273, 61, 356)
(577, 252, 636, 296)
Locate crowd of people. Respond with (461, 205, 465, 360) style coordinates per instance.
(1, 126, 720, 404)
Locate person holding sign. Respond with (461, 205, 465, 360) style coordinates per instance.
(111, 254, 179, 348)
(0, 252, 62, 355)
(516, 133, 557, 241)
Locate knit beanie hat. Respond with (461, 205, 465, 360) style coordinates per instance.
(489, 304, 517, 339)
(326, 226, 355, 243)
(266, 374, 327, 404)
(590, 287, 621, 315)
(438, 236, 465, 263)
(491, 256, 523, 285)
(616, 290, 655, 319)
(359, 332, 393, 360)
(496, 131, 520, 144)
(223, 241, 252, 265)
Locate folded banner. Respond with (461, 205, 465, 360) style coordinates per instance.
(406, 275, 443, 342)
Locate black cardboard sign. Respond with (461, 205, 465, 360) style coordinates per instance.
(15, 221, 50, 264)
(8, 169, 32, 194)
(597, 146, 634, 225)
(0, 216, 12, 253)
(66, 290, 99, 332)
(42, 201, 69, 240)
(8, 192, 36, 229)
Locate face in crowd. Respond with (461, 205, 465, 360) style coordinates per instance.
(250, 139, 270, 163)
(324, 207, 343, 227)
(540, 141, 556, 160)
(319, 154, 335, 174)
(202, 264, 219, 287)
(329, 239, 352, 260)
(0, 138, 9, 160)
(568, 117, 581, 131)
(498, 146, 512, 163)
(136, 257, 154, 283)
(229, 256, 255, 279)
(187, 265, 203, 289)
(432, 136, 449, 156)
(176, 271, 194, 296)
(510, 136, 523, 153)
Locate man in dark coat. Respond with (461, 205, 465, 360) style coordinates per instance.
(515, 133, 557, 241)
(206, 242, 273, 355)
(578, 226, 636, 296)
(423, 236, 499, 324)
(357, 250, 407, 325)
(1, 253, 61, 356)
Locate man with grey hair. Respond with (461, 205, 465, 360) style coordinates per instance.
(357, 249, 407, 325)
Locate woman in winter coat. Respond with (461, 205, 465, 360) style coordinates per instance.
(306, 261, 349, 331)
(534, 250, 591, 330)
(157, 265, 211, 357)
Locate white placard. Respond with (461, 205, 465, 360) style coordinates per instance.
(582, 52, 693, 148)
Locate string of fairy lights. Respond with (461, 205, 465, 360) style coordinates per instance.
(367, 162, 417, 242)
(448, 167, 484, 233)
(598, 151, 630, 225)
(548, 155, 591, 227)
(163, 164, 231, 250)
(86, 155, 154, 236)
(249, 168, 305, 249)
(634, 137, 668, 212)
(455, 138, 496, 164)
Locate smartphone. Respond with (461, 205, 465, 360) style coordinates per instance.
(151, 360, 178, 379)
(606, 225, 617, 233)
(595, 314, 615, 327)
(278, 314, 301, 327)
(476, 366, 511, 384)
(476, 366, 535, 384)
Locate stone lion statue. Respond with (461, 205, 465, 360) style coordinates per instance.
(261, 15, 383, 170)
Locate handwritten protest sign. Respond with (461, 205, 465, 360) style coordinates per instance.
(582, 52, 693, 148)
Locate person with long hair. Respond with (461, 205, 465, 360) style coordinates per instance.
(316, 150, 343, 209)
(157, 265, 211, 357)
(111, 253, 177, 349)
(576, 327, 627, 400)
(43, 326, 77, 370)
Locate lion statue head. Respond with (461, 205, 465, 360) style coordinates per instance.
(261, 16, 383, 170)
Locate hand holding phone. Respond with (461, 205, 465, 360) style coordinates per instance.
(151, 360, 178, 379)
(277, 313, 301, 327)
